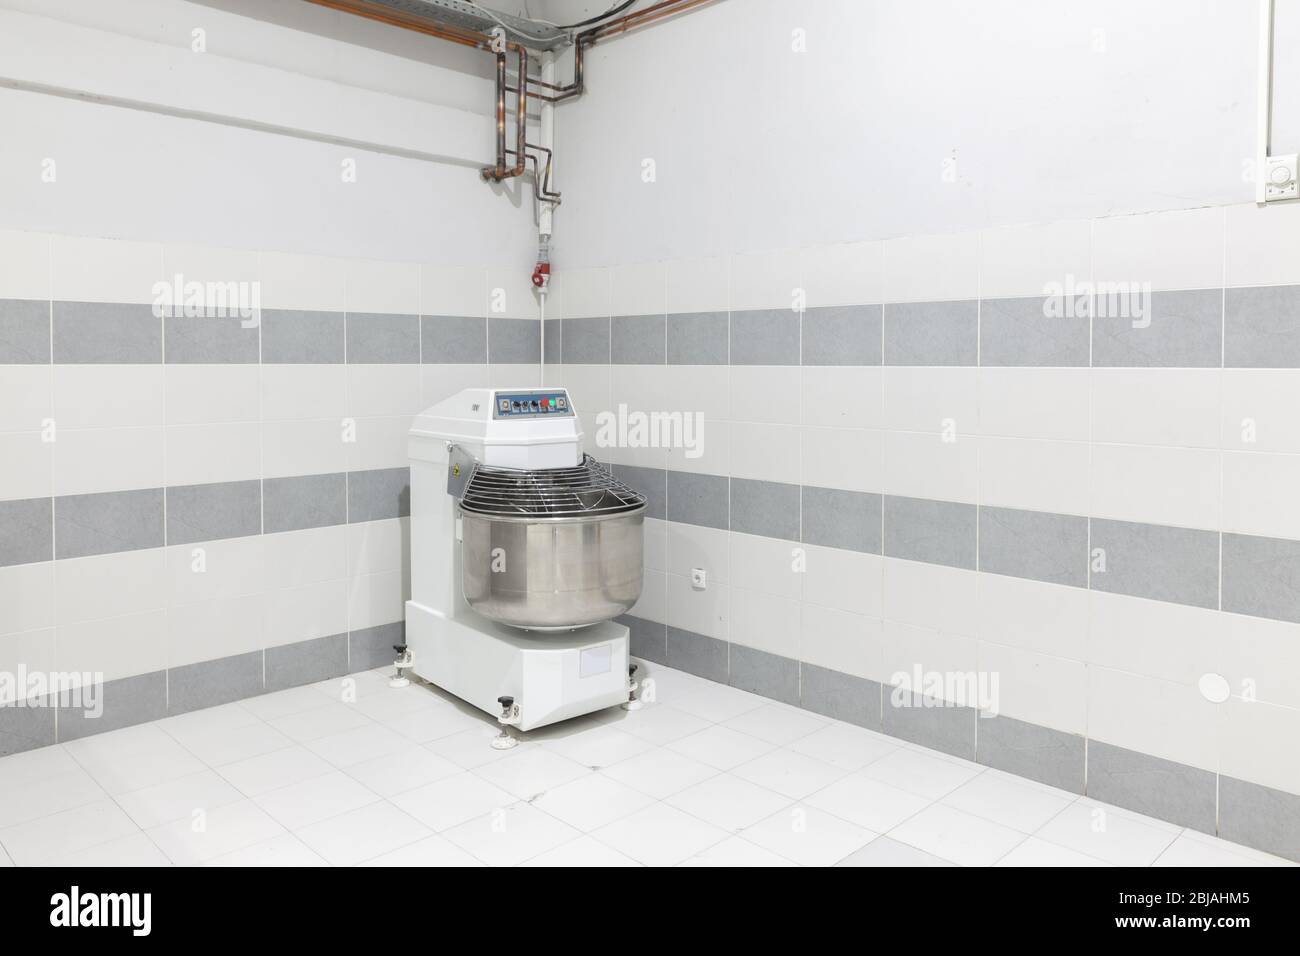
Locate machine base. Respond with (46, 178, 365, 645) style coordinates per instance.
(405, 600, 630, 732)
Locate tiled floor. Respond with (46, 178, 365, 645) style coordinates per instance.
(0, 659, 1292, 867)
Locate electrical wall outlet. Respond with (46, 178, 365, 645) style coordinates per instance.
(690, 567, 707, 590)
(1265, 154, 1298, 201)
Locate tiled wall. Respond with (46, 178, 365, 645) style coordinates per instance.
(0, 229, 540, 752)
(544, 201, 1300, 861)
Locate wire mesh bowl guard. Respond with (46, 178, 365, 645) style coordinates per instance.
(459, 455, 646, 520)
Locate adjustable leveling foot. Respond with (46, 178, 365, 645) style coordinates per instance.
(492, 695, 521, 750)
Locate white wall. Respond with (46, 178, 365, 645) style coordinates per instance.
(544, 0, 1288, 268)
(0, 0, 541, 268)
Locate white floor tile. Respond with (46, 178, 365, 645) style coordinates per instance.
(69, 736, 207, 795)
(835, 835, 955, 867)
(158, 702, 260, 738)
(442, 803, 581, 866)
(541, 725, 656, 769)
(521, 835, 642, 867)
(889, 803, 1027, 867)
(0, 767, 106, 828)
(0, 744, 84, 787)
(306, 723, 413, 768)
(215, 745, 335, 796)
(632, 662, 710, 701)
(383, 703, 490, 743)
(343, 747, 462, 797)
(666, 725, 776, 771)
(115, 769, 245, 829)
(167, 721, 295, 767)
(239, 686, 335, 721)
(0, 798, 139, 865)
(940, 771, 1076, 833)
(268, 701, 373, 742)
(360, 834, 484, 867)
(613, 704, 712, 746)
(858, 747, 983, 800)
(1152, 832, 1286, 867)
(805, 771, 932, 832)
(252, 770, 380, 830)
(681, 836, 800, 867)
(532, 773, 655, 832)
(592, 803, 729, 867)
(731, 748, 846, 799)
(599, 748, 719, 800)
(295, 801, 431, 866)
(389, 772, 516, 832)
(722, 703, 828, 745)
(670, 684, 769, 722)
(425, 725, 539, 769)
(995, 836, 1111, 867)
(311, 671, 393, 702)
(787, 722, 900, 772)
(203, 833, 329, 867)
(146, 800, 286, 865)
(666, 773, 792, 831)
(350, 686, 441, 723)
(1034, 801, 1178, 867)
(473, 747, 592, 800)
(742, 806, 878, 866)
(47, 832, 172, 867)
(1177, 828, 1298, 866)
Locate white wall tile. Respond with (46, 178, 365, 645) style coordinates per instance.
(1221, 370, 1300, 453)
(1219, 698, 1300, 794)
(262, 525, 348, 591)
(556, 267, 610, 319)
(56, 609, 167, 682)
(419, 264, 485, 317)
(883, 231, 980, 303)
(166, 536, 266, 606)
(1221, 451, 1300, 538)
(346, 259, 419, 315)
(883, 430, 978, 503)
(980, 219, 1091, 299)
(880, 620, 978, 703)
(164, 365, 260, 426)
(728, 422, 799, 484)
(0, 629, 55, 704)
(978, 437, 1090, 515)
(0, 366, 52, 433)
(729, 533, 800, 598)
(728, 587, 800, 657)
(261, 365, 347, 422)
(611, 261, 665, 316)
(345, 416, 408, 472)
(800, 240, 884, 308)
(729, 366, 801, 424)
(978, 368, 1090, 441)
(259, 251, 346, 312)
(54, 427, 164, 496)
(344, 519, 406, 579)
(420, 365, 489, 407)
(1092, 206, 1224, 291)
(346, 364, 421, 419)
(167, 593, 266, 668)
(1086, 666, 1218, 772)
(1219, 613, 1300, 712)
(630, 569, 667, 625)
(883, 366, 978, 435)
(261, 419, 347, 479)
(802, 545, 882, 618)
(800, 604, 883, 681)
(977, 640, 1086, 733)
(165, 422, 260, 486)
(1224, 201, 1300, 288)
(1086, 590, 1219, 685)
(642, 516, 667, 572)
(800, 426, 883, 494)
(729, 248, 800, 312)
(801, 366, 883, 429)
(0, 432, 52, 500)
(0, 230, 51, 300)
(347, 569, 406, 631)
(1089, 443, 1220, 529)
(665, 257, 728, 314)
(485, 268, 538, 320)
(976, 573, 1087, 660)
(56, 548, 166, 626)
(882, 558, 977, 636)
(162, 242, 259, 291)
(0, 561, 55, 636)
(51, 236, 163, 304)
(664, 522, 730, 584)
(264, 581, 348, 648)
(1091, 369, 1221, 448)
(665, 571, 726, 638)
(53, 365, 164, 429)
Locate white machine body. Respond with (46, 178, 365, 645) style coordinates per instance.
(405, 387, 631, 731)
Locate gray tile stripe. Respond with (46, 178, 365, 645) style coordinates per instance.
(16, 285, 1300, 366)
(0, 467, 408, 569)
(632, 615, 1300, 862)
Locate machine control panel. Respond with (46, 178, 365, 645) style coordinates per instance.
(493, 390, 573, 418)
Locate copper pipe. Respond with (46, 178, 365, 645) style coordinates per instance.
(514, 45, 527, 178)
(488, 51, 506, 180)
(586, 0, 716, 40)
(483, 45, 529, 182)
(302, 0, 491, 49)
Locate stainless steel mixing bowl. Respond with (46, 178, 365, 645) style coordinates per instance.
(457, 456, 646, 630)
